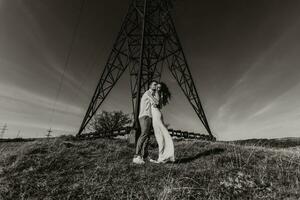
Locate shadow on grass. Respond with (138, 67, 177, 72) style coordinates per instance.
(174, 148, 225, 164)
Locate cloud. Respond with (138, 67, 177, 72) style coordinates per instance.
(0, 83, 83, 132)
(212, 20, 300, 140)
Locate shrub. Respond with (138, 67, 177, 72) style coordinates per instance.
(89, 111, 132, 133)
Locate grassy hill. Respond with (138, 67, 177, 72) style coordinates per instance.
(0, 136, 299, 200)
(232, 137, 300, 148)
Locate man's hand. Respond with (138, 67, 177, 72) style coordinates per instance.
(152, 103, 158, 108)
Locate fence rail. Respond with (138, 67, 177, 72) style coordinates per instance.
(78, 127, 215, 141)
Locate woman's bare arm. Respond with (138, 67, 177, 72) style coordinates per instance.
(146, 91, 159, 106)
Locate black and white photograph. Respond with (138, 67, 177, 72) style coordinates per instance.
(0, 0, 300, 199)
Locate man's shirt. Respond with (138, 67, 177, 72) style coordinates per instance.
(138, 90, 157, 119)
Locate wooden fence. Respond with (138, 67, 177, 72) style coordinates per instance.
(78, 127, 215, 141)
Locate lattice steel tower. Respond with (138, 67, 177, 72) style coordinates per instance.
(77, 0, 214, 141)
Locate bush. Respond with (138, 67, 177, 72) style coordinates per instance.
(88, 111, 132, 133)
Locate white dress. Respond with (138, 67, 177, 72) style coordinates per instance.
(151, 104, 175, 163)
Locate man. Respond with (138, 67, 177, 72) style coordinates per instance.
(132, 80, 158, 164)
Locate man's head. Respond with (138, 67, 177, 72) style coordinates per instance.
(149, 80, 158, 91)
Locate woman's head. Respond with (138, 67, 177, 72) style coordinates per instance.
(156, 83, 162, 92)
(157, 82, 171, 106)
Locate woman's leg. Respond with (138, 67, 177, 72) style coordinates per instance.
(159, 121, 175, 162)
(153, 121, 164, 161)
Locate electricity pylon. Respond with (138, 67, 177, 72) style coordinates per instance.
(46, 128, 52, 138)
(0, 123, 8, 138)
(77, 0, 214, 141)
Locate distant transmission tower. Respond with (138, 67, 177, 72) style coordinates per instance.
(0, 123, 8, 138)
(46, 128, 53, 138)
(16, 130, 21, 139)
(77, 0, 215, 142)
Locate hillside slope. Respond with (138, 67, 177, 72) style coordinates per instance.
(0, 137, 299, 200)
(233, 137, 300, 148)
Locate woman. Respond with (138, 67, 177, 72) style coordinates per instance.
(151, 82, 175, 163)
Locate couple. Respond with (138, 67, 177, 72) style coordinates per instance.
(133, 80, 175, 164)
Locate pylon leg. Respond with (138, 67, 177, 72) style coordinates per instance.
(77, 0, 156, 136)
(161, 14, 214, 139)
(77, 3, 140, 135)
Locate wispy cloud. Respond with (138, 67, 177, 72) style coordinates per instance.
(212, 20, 300, 140)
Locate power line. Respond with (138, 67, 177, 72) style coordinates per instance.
(48, 0, 87, 129)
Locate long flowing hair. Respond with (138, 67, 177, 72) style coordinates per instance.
(158, 82, 171, 106)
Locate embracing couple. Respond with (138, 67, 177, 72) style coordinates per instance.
(133, 80, 175, 164)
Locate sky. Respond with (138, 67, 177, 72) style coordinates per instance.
(0, 0, 300, 140)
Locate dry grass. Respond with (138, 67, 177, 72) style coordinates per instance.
(0, 136, 299, 200)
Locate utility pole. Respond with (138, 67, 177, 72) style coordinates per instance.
(16, 130, 21, 138)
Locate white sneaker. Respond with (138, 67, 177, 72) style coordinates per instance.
(149, 158, 159, 163)
(146, 157, 157, 163)
(133, 156, 145, 164)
